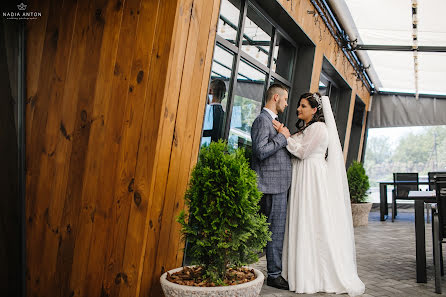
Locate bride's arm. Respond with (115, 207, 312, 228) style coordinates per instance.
(286, 122, 327, 159)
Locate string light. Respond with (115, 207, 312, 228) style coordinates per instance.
(412, 0, 419, 100)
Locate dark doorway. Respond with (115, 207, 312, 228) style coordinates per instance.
(0, 12, 26, 297)
(319, 58, 352, 149)
(346, 96, 366, 168)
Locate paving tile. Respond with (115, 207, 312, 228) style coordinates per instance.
(252, 209, 446, 296)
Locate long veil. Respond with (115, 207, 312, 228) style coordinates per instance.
(321, 96, 358, 268)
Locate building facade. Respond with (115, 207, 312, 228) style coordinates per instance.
(1, 0, 371, 296)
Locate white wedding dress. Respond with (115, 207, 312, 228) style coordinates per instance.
(282, 97, 365, 296)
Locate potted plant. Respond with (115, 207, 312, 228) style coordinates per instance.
(160, 141, 271, 297)
(347, 161, 372, 227)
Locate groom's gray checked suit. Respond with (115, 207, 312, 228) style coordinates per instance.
(251, 109, 292, 279)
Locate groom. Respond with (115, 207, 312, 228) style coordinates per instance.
(251, 84, 292, 290)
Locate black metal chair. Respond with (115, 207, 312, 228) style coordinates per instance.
(392, 173, 419, 222)
(431, 175, 446, 293)
(426, 172, 446, 223)
(429, 172, 446, 190)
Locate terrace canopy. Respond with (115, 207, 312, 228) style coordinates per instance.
(331, 0, 446, 128)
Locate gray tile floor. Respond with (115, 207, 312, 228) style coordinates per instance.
(252, 208, 445, 296)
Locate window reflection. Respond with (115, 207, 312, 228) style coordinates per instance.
(228, 59, 266, 150)
(211, 46, 234, 82)
(319, 80, 328, 96)
(217, 0, 241, 44)
(201, 46, 234, 147)
(241, 5, 272, 67)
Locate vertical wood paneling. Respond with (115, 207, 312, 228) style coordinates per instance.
(83, 0, 143, 295)
(26, 2, 63, 270)
(56, 1, 110, 296)
(54, 0, 106, 294)
(68, 0, 125, 295)
(149, 1, 220, 294)
(149, 0, 198, 287)
(134, 0, 184, 295)
(139, 0, 196, 293)
(138, 0, 221, 294)
(37, 0, 81, 293)
(25, 0, 49, 140)
(28, 0, 219, 296)
(26, 0, 77, 295)
(117, 1, 162, 296)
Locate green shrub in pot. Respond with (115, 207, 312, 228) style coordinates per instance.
(177, 141, 271, 285)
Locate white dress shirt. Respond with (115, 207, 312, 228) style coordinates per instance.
(263, 107, 278, 120)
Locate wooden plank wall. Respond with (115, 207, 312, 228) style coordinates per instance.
(277, 0, 371, 161)
(25, 0, 220, 296)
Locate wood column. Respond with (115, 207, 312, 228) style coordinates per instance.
(309, 47, 324, 93)
(25, 0, 220, 296)
(343, 89, 357, 160)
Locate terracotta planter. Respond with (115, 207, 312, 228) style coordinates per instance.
(160, 266, 264, 297)
(351, 202, 372, 227)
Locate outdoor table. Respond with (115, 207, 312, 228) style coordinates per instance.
(379, 181, 430, 221)
(409, 190, 436, 283)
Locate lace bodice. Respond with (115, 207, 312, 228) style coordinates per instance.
(286, 122, 328, 159)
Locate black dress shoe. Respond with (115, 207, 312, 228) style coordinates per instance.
(266, 275, 289, 290)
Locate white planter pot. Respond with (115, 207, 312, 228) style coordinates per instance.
(351, 202, 372, 227)
(160, 266, 264, 297)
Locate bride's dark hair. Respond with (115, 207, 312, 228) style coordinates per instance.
(295, 92, 325, 133)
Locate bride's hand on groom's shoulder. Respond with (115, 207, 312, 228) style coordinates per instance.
(272, 120, 290, 138)
(272, 119, 281, 131)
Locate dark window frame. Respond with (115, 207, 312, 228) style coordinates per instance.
(211, 0, 298, 140)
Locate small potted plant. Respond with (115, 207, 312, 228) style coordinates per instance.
(347, 161, 372, 227)
(160, 141, 271, 297)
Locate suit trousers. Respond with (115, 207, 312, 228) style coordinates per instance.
(260, 191, 288, 278)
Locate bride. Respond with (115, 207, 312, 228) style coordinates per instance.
(272, 92, 365, 296)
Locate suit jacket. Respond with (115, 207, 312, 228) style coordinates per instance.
(251, 109, 292, 194)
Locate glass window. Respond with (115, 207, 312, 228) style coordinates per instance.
(241, 4, 272, 67)
(272, 34, 295, 81)
(202, 0, 296, 152)
(318, 79, 328, 96)
(228, 59, 266, 150)
(201, 46, 234, 147)
(217, 0, 241, 45)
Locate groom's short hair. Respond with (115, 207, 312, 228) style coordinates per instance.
(266, 83, 288, 102)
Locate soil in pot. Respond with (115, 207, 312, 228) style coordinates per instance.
(166, 266, 256, 287)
